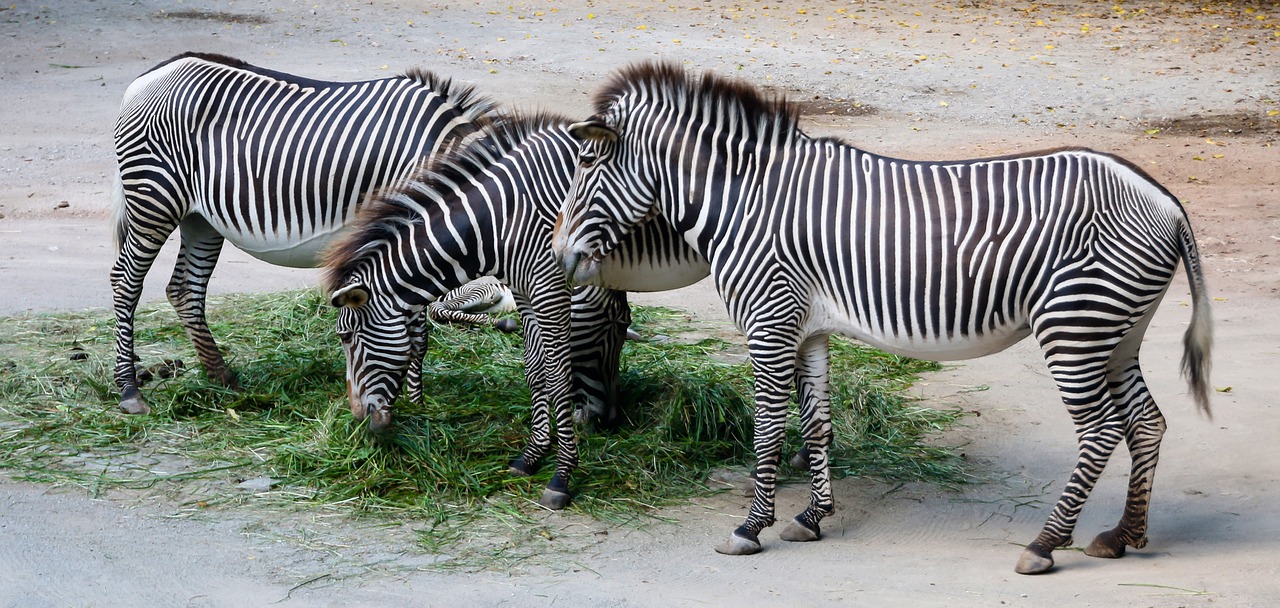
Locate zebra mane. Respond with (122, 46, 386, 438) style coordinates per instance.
(142, 54, 496, 123)
(592, 61, 804, 143)
(322, 111, 570, 293)
(402, 68, 498, 125)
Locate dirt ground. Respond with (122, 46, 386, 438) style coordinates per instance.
(1, 0, 1278, 606)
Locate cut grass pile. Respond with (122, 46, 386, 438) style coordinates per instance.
(0, 290, 966, 549)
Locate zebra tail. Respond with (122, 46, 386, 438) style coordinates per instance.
(1177, 218, 1213, 418)
(111, 169, 128, 254)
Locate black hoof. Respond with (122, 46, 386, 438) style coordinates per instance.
(539, 488, 572, 510)
(509, 456, 538, 477)
(494, 319, 519, 333)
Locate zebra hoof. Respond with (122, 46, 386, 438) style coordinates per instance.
(494, 319, 519, 333)
(788, 450, 810, 470)
(539, 488, 572, 510)
(1084, 528, 1128, 559)
(714, 529, 762, 556)
(779, 517, 820, 542)
(1014, 544, 1055, 575)
(118, 393, 150, 415)
(509, 457, 537, 477)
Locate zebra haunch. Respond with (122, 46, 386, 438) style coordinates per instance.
(108, 53, 625, 423)
(552, 62, 1212, 574)
(323, 111, 707, 509)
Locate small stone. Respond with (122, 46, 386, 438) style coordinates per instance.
(237, 477, 277, 493)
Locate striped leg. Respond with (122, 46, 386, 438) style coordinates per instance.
(509, 310, 553, 478)
(717, 330, 800, 555)
(1087, 309, 1166, 559)
(507, 289, 577, 509)
(1017, 317, 1126, 574)
(781, 334, 835, 543)
(111, 220, 177, 415)
(570, 287, 631, 427)
(167, 217, 237, 389)
(404, 314, 429, 406)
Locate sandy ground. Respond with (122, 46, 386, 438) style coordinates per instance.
(1, 0, 1278, 606)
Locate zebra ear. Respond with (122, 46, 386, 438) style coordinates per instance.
(568, 120, 618, 142)
(330, 283, 370, 309)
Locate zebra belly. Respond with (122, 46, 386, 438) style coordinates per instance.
(810, 296, 1033, 361)
(219, 223, 349, 269)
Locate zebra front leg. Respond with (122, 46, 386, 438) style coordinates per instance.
(1086, 350, 1167, 559)
(716, 339, 798, 555)
(780, 336, 835, 543)
(404, 315, 430, 404)
(167, 221, 238, 389)
(508, 311, 554, 480)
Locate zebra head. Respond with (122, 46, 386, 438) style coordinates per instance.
(553, 115, 658, 286)
(329, 280, 421, 433)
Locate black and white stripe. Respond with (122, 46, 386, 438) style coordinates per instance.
(553, 62, 1212, 574)
(110, 53, 547, 418)
(324, 112, 707, 509)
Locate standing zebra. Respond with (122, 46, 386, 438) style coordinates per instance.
(553, 62, 1212, 574)
(109, 53, 619, 422)
(323, 111, 708, 508)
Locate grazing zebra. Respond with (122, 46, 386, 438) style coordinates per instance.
(323, 111, 708, 508)
(552, 62, 1212, 574)
(108, 53, 624, 423)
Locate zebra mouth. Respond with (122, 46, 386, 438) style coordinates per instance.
(570, 249, 605, 285)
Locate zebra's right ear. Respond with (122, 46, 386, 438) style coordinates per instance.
(330, 283, 370, 309)
(568, 120, 618, 142)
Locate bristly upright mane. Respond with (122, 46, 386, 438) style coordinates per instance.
(322, 111, 572, 293)
(592, 61, 804, 143)
(142, 54, 496, 124)
(403, 68, 497, 125)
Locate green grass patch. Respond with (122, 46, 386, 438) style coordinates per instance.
(0, 290, 966, 560)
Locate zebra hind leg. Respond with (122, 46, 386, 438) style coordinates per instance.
(1017, 322, 1128, 574)
(111, 208, 178, 414)
(1086, 314, 1166, 559)
(780, 336, 835, 543)
(167, 221, 238, 389)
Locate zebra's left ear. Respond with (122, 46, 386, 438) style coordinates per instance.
(568, 120, 618, 142)
(330, 282, 370, 309)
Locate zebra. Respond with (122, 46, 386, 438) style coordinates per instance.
(552, 62, 1212, 574)
(108, 53, 615, 422)
(323, 111, 708, 509)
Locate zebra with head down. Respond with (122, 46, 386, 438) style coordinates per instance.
(108, 53, 623, 422)
(323, 111, 708, 508)
(552, 62, 1212, 574)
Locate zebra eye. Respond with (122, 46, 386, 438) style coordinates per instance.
(579, 152, 598, 168)
(337, 330, 354, 344)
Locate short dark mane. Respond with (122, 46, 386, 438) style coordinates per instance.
(142, 55, 495, 123)
(592, 61, 803, 141)
(322, 111, 571, 292)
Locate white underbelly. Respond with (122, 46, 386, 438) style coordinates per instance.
(810, 295, 1033, 361)
(222, 224, 350, 268)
